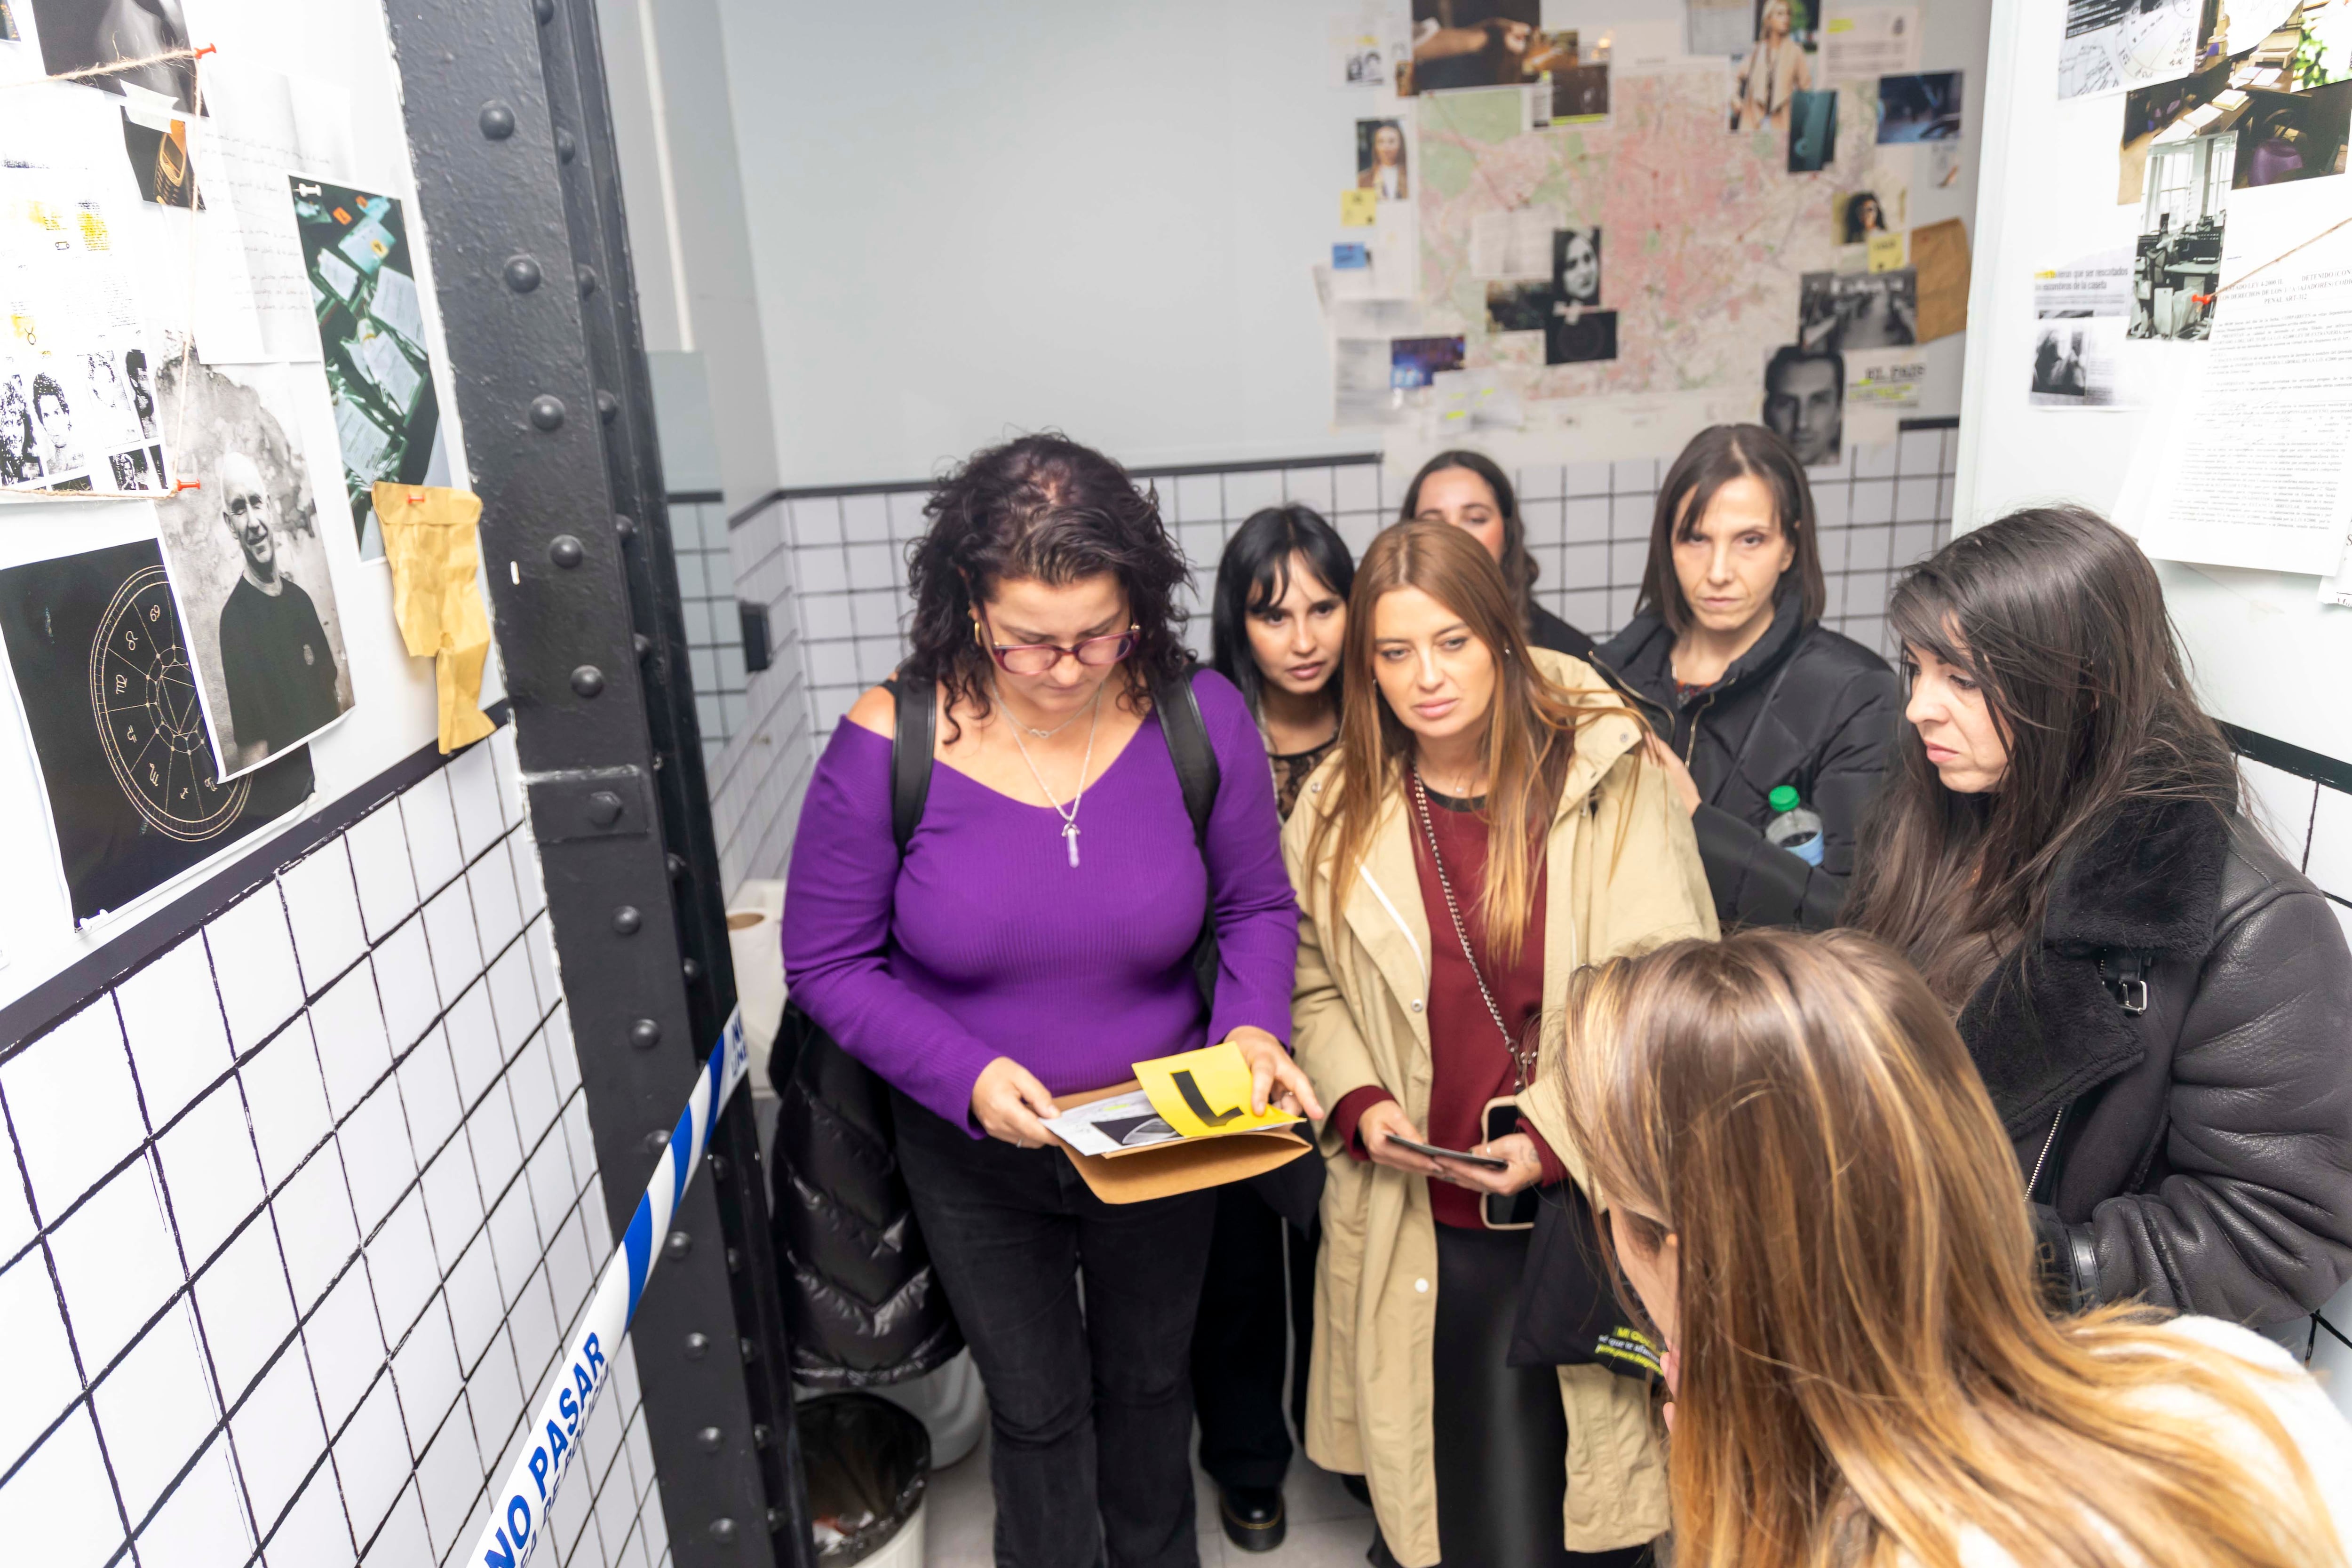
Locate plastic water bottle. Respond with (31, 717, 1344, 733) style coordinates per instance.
(1764, 785, 1825, 867)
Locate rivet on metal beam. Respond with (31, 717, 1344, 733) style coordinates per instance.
(683, 957, 704, 984)
(683, 1331, 710, 1361)
(666, 852, 687, 880)
(664, 1229, 692, 1260)
(577, 264, 599, 297)
(695, 1426, 723, 1454)
(586, 790, 624, 825)
(570, 665, 605, 698)
(555, 127, 577, 164)
(529, 394, 566, 431)
(612, 905, 643, 936)
(643, 1130, 671, 1155)
(708, 1519, 739, 1545)
(628, 1018, 662, 1050)
(724, 1246, 741, 1275)
(752, 1424, 773, 1451)
(503, 255, 542, 292)
(548, 534, 583, 568)
(766, 1508, 788, 1533)
(614, 513, 635, 541)
(596, 389, 618, 422)
(739, 1337, 757, 1363)
(533, 0, 555, 23)
(633, 632, 653, 661)
(710, 1154, 731, 1181)
(479, 100, 516, 139)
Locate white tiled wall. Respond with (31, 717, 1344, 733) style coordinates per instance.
(2240, 755, 2352, 1413)
(0, 725, 673, 1568)
(670, 495, 748, 772)
(708, 490, 820, 896)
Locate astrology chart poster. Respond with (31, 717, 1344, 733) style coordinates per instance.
(0, 538, 314, 925)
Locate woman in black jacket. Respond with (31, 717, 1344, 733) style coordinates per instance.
(1595, 424, 1900, 929)
(1400, 449, 1598, 661)
(1844, 505, 2352, 1327)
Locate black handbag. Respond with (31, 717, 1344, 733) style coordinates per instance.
(1504, 1181, 1663, 1380)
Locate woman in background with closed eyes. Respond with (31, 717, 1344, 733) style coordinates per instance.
(1400, 448, 1598, 664)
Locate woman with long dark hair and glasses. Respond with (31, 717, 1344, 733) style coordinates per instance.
(1192, 504, 1355, 1551)
(1400, 449, 1598, 662)
(1843, 506, 2352, 1326)
(783, 434, 1319, 1568)
(1596, 424, 1900, 930)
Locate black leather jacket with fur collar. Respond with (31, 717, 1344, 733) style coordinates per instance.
(1963, 800, 2352, 1327)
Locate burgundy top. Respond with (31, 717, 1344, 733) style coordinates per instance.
(1330, 786, 1569, 1226)
(781, 671, 1301, 1133)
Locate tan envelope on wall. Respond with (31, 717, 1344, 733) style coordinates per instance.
(374, 482, 497, 754)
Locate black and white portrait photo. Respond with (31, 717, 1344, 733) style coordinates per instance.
(152, 351, 354, 779)
(1553, 226, 1601, 308)
(1763, 343, 1843, 467)
(28, 0, 199, 113)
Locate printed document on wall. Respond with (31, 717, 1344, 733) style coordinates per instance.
(2131, 196, 2352, 579)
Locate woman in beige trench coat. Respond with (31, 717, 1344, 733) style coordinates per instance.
(1283, 523, 1716, 1567)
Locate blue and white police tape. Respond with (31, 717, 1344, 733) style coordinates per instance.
(470, 1008, 750, 1568)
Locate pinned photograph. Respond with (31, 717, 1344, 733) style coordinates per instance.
(1391, 334, 1468, 387)
(2058, 0, 2204, 100)
(1546, 306, 1619, 364)
(151, 351, 355, 779)
(2130, 126, 2229, 338)
(1788, 86, 1840, 168)
(2231, 82, 2352, 186)
(2029, 319, 2127, 407)
(1486, 280, 1553, 333)
(1401, 0, 1541, 94)
(1875, 71, 1962, 141)
(0, 539, 316, 925)
(1333, 15, 1392, 87)
(1799, 267, 1919, 350)
(1553, 226, 1602, 307)
(1357, 119, 1411, 200)
(1733, 0, 1817, 132)
(119, 111, 198, 208)
(1335, 338, 1408, 427)
(1837, 187, 1900, 245)
(290, 178, 446, 558)
(27, 0, 199, 111)
(2118, 58, 2233, 201)
(1763, 344, 1844, 466)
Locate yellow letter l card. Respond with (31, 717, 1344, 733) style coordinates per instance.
(1133, 1043, 1303, 1140)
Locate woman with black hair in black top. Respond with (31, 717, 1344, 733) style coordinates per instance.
(1399, 449, 1598, 662)
(1194, 503, 1357, 1550)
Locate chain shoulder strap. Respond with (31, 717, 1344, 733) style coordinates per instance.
(1409, 766, 1536, 1092)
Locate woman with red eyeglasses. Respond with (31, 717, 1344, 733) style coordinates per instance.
(784, 434, 1314, 1568)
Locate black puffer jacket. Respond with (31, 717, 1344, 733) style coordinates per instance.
(1596, 591, 1901, 931)
(1964, 802, 2352, 1327)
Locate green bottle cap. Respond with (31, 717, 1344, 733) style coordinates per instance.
(1768, 785, 1801, 813)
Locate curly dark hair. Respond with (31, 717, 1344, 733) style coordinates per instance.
(903, 433, 1191, 738)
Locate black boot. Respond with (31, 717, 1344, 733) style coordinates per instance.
(1218, 1485, 1287, 1553)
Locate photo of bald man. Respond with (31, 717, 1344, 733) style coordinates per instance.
(215, 448, 343, 762)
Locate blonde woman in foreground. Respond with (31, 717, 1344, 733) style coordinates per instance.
(1541, 929, 2352, 1568)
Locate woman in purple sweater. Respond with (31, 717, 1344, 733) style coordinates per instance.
(783, 435, 1315, 1568)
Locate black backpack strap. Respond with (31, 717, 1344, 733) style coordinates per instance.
(1151, 662, 1220, 853)
(883, 675, 936, 855)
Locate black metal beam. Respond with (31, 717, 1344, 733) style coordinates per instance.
(379, 2, 808, 1562)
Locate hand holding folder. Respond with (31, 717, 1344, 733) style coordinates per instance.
(1041, 1042, 1320, 1204)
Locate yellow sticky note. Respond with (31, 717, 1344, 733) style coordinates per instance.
(1867, 230, 1906, 273)
(1133, 1043, 1302, 1139)
(1340, 188, 1378, 227)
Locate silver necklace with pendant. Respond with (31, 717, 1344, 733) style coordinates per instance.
(1000, 682, 1104, 868)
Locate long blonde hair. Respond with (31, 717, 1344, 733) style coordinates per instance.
(1303, 521, 1635, 964)
(1552, 929, 2342, 1568)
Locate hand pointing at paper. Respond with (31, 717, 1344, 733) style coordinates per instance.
(1226, 1025, 1326, 1121)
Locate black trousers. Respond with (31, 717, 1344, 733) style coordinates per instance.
(1188, 1181, 1317, 1492)
(893, 1090, 1216, 1568)
(1425, 1224, 1650, 1568)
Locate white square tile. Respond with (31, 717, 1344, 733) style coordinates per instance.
(445, 740, 506, 867)
(507, 1031, 561, 1151)
(334, 1371, 411, 1542)
(344, 806, 421, 943)
(366, 1191, 439, 1341)
(612, 1338, 642, 1419)
(413, 1391, 482, 1559)
(392, 1295, 463, 1448)
(421, 880, 485, 1005)
(445, 1233, 503, 1370)
(487, 720, 524, 828)
(0, 1409, 122, 1568)
(508, 834, 548, 921)
(93, 1298, 220, 1521)
(0, 1252, 83, 1472)
(1848, 526, 1893, 571)
(1853, 439, 1899, 479)
(485, 1178, 540, 1307)
(545, 1003, 581, 1101)
(1172, 473, 1221, 524)
(305, 1265, 386, 1432)
(1224, 469, 1285, 519)
(1849, 478, 1895, 526)
(340, 1080, 420, 1236)
(1893, 475, 1941, 525)
(467, 1327, 526, 1457)
(1333, 462, 1381, 513)
(524, 1127, 575, 1242)
(399, 1027, 465, 1164)
(1281, 465, 1335, 512)
(1812, 481, 1851, 529)
(136, 1432, 257, 1568)
(229, 1344, 327, 1532)
(419, 1134, 485, 1273)
(261, 1450, 353, 1565)
(4, 999, 142, 1221)
(273, 1154, 360, 1313)
(362, 1482, 431, 1568)
(372, 917, 443, 1053)
(2241, 758, 2318, 867)
(470, 854, 525, 958)
(0, 1129, 39, 1263)
(444, 981, 504, 1106)
(310, 959, 394, 1120)
(843, 541, 896, 591)
(840, 492, 889, 544)
(194, 1215, 295, 1404)
(49, 1155, 181, 1373)
(469, 1082, 527, 1221)
(554, 1490, 596, 1568)
(280, 845, 367, 996)
(563, 1099, 599, 1209)
(507, 1269, 560, 1389)
(401, 771, 466, 898)
(155, 1080, 267, 1270)
(240, 1019, 332, 1189)
(639, 1496, 667, 1563)
(206, 891, 305, 1052)
(2307, 786, 2352, 903)
(485, 931, 539, 1049)
(548, 1210, 595, 1328)
(624, 1415, 654, 1503)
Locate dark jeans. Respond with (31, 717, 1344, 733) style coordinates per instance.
(893, 1090, 1217, 1568)
(1189, 1182, 1317, 1492)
